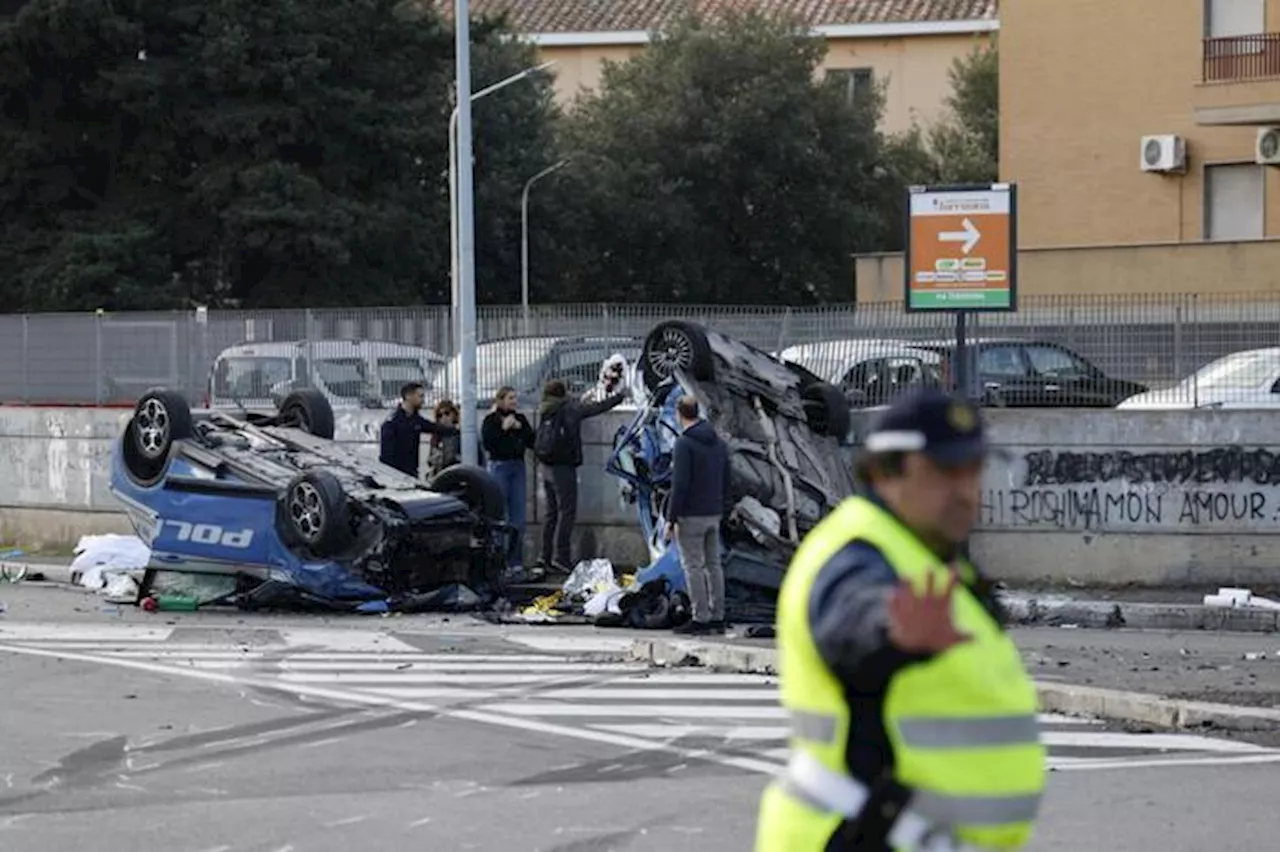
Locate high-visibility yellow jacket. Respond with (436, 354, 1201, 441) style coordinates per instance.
(755, 496, 1046, 851)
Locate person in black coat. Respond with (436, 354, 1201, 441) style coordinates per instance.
(483, 386, 535, 573)
(380, 382, 458, 478)
(534, 375, 627, 572)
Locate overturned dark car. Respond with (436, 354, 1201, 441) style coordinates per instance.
(109, 387, 510, 613)
(606, 321, 857, 627)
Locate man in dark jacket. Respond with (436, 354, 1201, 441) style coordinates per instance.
(665, 394, 732, 635)
(379, 382, 458, 479)
(534, 376, 627, 573)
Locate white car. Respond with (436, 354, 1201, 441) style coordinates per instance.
(207, 340, 446, 410)
(1117, 347, 1280, 410)
(777, 338, 943, 407)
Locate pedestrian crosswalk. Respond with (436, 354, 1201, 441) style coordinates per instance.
(3, 624, 1279, 774)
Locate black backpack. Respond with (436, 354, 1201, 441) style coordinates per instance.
(534, 407, 572, 464)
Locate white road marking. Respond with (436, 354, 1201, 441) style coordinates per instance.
(505, 635, 643, 654)
(3, 633, 1271, 777)
(278, 672, 608, 685)
(0, 625, 175, 642)
(1049, 753, 1280, 771)
(324, 815, 367, 827)
(480, 702, 788, 719)
(533, 688, 785, 701)
(0, 643, 783, 775)
(1042, 731, 1270, 752)
(593, 724, 789, 740)
(277, 629, 419, 652)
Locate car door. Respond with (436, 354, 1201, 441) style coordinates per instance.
(1022, 343, 1110, 407)
(974, 344, 1039, 406)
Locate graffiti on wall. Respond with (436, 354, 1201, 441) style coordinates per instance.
(981, 448, 1280, 532)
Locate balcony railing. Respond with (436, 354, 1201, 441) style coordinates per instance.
(1203, 33, 1280, 82)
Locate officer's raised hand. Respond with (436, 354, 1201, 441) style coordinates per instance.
(886, 570, 972, 654)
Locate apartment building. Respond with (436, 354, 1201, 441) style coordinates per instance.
(1002, 0, 1280, 248)
(454, 0, 997, 135)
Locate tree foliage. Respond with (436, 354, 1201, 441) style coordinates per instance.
(0, 4, 999, 311)
(0, 0, 561, 311)
(547, 12, 901, 305)
(927, 39, 998, 185)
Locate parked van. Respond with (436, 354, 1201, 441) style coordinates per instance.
(206, 340, 446, 410)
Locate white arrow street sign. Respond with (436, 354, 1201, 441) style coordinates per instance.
(940, 218, 982, 255)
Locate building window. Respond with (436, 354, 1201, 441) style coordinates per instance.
(1204, 163, 1264, 240)
(827, 68, 873, 105)
(1205, 0, 1265, 37)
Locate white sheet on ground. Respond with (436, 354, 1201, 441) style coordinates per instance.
(72, 534, 151, 592)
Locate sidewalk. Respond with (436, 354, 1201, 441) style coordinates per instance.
(1001, 587, 1280, 634)
(629, 630, 1280, 736)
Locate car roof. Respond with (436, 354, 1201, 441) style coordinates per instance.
(216, 340, 445, 360)
(908, 337, 1054, 349)
(781, 339, 942, 361)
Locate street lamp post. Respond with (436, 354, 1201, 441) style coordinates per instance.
(520, 159, 569, 336)
(448, 60, 556, 340)
(453, 0, 480, 466)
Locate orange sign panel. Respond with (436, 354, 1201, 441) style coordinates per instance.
(904, 185, 1017, 311)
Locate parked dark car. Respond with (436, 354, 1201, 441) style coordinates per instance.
(908, 338, 1147, 408)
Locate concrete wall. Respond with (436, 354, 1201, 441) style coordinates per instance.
(1001, 0, 1280, 248)
(539, 31, 992, 136)
(0, 406, 651, 567)
(854, 239, 1280, 301)
(6, 405, 1280, 587)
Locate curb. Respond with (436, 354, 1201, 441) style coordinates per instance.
(629, 638, 1280, 732)
(630, 637, 779, 674)
(1000, 595, 1280, 634)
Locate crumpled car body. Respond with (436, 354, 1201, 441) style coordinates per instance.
(109, 387, 510, 614)
(606, 321, 857, 624)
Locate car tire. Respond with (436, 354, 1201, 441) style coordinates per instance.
(801, 382, 852, 439)
(427, 465, 507, 521)
(641, 321, 714, 391)
(121, 388, 194, 486)
(280, 470, 353, 557)
(279, 389, 336, 440)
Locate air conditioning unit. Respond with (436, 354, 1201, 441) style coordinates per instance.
(1257, 128, 1280, 166)
(1140, 135, 1186, 173)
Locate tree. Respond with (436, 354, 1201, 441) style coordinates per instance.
(549, 12, 900, 305)
(0, 2, 562, 311)
(467, 19, 564, 306)
(928, 39, 998, 185)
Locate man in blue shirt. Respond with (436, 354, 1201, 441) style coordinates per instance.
(379, 382, 458, 478)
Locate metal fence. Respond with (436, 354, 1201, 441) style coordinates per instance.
(2, 293, 1279, 406)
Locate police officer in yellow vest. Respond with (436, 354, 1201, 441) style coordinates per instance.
(756, 388, 1045, 852)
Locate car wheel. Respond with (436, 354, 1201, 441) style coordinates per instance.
(121, 388, 194, 486)
(641, 321, 714, 391)
(801, 382, 852, 439)
(279, 389, 336, 440)
(427, 465, 507, 521)
(281, 470, 353, 557)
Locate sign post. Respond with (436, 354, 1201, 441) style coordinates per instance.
(903, 183, 1018, 400)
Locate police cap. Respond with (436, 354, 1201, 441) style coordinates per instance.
(861, 388, 986, 466)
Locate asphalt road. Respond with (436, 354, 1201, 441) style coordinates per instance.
(3, 614, 1280, 850)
